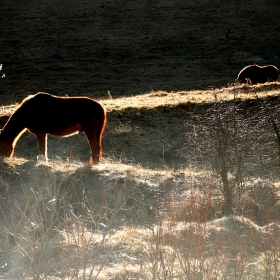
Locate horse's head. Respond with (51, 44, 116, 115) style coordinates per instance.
(0, 129, 13, 157)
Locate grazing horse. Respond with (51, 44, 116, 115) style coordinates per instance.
(0, 92, 106, 164)
(237, 64, 279, 85)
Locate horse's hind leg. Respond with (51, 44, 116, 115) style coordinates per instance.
(83, 130, 102, 164)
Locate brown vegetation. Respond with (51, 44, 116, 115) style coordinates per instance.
(0, 85, 279, 278)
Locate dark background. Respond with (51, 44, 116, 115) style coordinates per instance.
(1, 0, 280, 103)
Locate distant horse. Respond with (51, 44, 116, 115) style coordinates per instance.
(237, 64, 279, 85)
(0, 92, 106, 164)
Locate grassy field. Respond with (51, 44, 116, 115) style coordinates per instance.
(1, 0, 280, 278)
(0, 84, 280, 279)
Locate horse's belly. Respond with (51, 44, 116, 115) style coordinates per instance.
(30, 122, 82, 137)
(49, 123, 82, 137)
(50, 130, 80, 137)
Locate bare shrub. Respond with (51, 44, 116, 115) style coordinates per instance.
(185, 90, 280, 221)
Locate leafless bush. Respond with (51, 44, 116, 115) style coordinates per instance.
(185, 91, 280, 219)
(257, 95, 280, 167)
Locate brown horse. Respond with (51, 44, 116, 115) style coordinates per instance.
(237, 64, 279, 85)
(0, 92, 106, 164)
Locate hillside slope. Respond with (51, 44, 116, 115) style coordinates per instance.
(0, 0, 280, 103)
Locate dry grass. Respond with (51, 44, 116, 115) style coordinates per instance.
(102, 83, 280, 111)
(2, 83, 280, 117)
(0, 85, 280, 278)
(0, 158, 279, 278)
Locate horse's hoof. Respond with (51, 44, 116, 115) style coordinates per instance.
(37, 155, 48, 163)
(89, 156, 93, 165)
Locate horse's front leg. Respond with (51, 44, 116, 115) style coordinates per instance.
(36, 133, 48, 162)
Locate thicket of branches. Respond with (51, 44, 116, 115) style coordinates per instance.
(186, 92, 280, 218)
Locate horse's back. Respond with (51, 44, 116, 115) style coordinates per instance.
(25, 93, 104, 117)
(21, 93, 105, 134)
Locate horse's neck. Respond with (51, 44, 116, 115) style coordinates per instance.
(3, 112, 26, 142)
